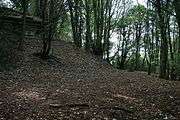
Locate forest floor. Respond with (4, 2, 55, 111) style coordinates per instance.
(0, 39, 180, 120)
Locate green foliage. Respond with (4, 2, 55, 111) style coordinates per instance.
(116, 4, 147, 29)
(127, 5, 146, 23)
(28, 0, 37, 15)
(127, 57, 136, 72)
(56, 15, 72, 42)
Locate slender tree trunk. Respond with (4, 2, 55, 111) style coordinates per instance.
(41, 0, 49, 58)
(18, 0, 27, 50)
(156, 0, 168, 79)
(85, 0, 92, 51)
(135, 23, 142, 70)
(92, 0, 103, 56)
(174, 0, 180, 80)
(105, 0, 112, 62)
(167, 16, 176, 80)
(67, 0, 82, 48)
(174, 0, 180, 52)
(155, 22, 160, 73)
(120, 27, 126, 69)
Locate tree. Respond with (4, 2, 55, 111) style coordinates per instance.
(18, 0, 28, 50)
(67, 0, 83, 48)
(41, 0, 64, 58)
(154, 0, 169, 79)
(84, 0, 92, 51)
(174, 0, 180, 80)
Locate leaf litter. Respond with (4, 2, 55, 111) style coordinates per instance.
(0, 39, 179, 119)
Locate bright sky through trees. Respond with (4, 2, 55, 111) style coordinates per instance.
(3, 0, 146, 6)
(135, 0, 146, 6)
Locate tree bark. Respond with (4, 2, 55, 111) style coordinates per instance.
(18, 0, 27, 50)
(156, 0, 168, 79)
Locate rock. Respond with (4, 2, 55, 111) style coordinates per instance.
(49, 103, 62, 108)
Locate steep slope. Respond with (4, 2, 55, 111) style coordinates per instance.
(0, 39, 179, 120)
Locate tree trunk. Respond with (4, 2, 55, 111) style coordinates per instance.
(85, 0, 92, 51)
(18, 0, 27, 50)
(135, 23, 142, 71)
(156, 0, 168, 79)
(174, 0, 180, 80)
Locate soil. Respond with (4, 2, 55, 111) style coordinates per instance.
(0, 39, 180, 120)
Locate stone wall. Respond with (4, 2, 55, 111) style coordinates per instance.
(0, 20, 20, 70)
(0, 7, 42, 70)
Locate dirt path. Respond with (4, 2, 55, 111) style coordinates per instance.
(0, 40, 179, 120)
